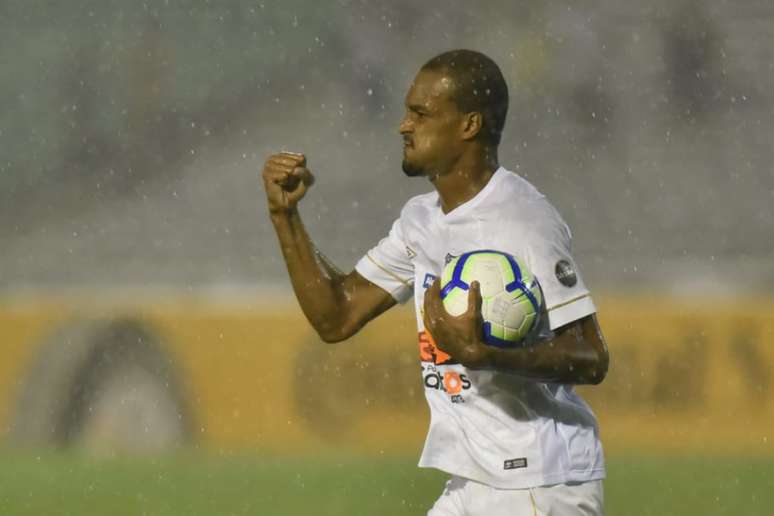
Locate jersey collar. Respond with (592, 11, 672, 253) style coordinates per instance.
(436, 166, 507, 222)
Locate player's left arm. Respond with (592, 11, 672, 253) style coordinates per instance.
(423, 280, 609, 385)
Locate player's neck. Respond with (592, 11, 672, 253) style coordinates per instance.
(432, 151, 499, 214)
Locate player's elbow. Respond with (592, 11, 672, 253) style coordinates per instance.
(578, 316, 609, 385)
(314, 319, 360, 344)
(585, 347, 609, 385)
(317, 329, 349, 344)
(314, 324, 348, 344)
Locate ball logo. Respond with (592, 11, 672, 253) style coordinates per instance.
(555, 259, 577, 288)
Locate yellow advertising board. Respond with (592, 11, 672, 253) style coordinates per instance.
(0, 294, 772, 456)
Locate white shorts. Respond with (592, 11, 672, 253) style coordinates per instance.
(427, 477, 604, 516)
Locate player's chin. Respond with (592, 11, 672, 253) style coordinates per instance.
(402, 159, 424, 177)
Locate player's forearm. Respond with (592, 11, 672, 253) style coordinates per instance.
(270, 209, 349, 340)
(486, 339, 605, 385)
(479, 320, 608, 384)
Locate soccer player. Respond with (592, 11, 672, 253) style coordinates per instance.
(262, 49, 609, 515)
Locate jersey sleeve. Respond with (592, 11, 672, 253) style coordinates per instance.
(354, 217, 415, 303)
(522, 211, 596, 330)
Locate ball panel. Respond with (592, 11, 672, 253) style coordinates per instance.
(488, 321, 505, 339)
(442, 288, 469, 317)
(504, 326, 521, 342)
(521, 312, 538, 335)
(460, 256, 502, 299)
(483, 322, 516, 348)
(486, 292, 513, 322)
(502, 295, 532, 329)
(494, 254, 517, 286)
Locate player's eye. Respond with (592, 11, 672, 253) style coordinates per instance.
(408, 106, 427, 119)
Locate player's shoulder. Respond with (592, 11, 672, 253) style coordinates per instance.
(493, 169, 562, 218)
(500, 168, 555, 205)
(492, 168, 572, 240)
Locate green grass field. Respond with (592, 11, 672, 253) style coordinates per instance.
(0, 450, 771, 515)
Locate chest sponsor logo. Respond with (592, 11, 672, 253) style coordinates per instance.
(422, 363, 471, 404)
(419, 271, 469, 402)
(555, 259, 578, 288)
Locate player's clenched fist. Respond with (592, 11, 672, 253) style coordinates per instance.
(262, 152, 315, 215)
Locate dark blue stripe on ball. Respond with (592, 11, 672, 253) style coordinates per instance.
(483, 322, 519, 348)
(440, 253, 472, 300)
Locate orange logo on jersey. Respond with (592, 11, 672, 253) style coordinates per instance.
(443, 372, 464, 395)
(418, 330, 455, 365)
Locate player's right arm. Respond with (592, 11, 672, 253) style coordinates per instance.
(262, 152, 396, 343)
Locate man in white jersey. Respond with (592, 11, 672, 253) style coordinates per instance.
(261, 49, 609, 515)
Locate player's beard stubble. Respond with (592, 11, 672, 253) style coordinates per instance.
(402, 158, 424, 177)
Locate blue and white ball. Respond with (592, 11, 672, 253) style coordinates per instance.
(440, 250, 543, 347)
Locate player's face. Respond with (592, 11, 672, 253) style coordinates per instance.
(399, 69, 466, 178)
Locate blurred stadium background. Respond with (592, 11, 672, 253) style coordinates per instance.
(1, 0, 772, 514)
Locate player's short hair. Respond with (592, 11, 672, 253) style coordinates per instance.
(421, 49, 509, 146)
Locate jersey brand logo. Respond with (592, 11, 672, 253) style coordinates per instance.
(504, 458, 528, 470)
(406, 246, 417, 260)
(444, 253, 457, 265)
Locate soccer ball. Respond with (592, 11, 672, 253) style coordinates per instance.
(440, 250, 543, 347)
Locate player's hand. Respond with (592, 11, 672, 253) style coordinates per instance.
(423, 279, 491, 369)
(262, 152, 315, 215)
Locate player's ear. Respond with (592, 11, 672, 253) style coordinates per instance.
(461, 112, 483, 141)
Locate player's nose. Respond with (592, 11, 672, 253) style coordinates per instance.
(398, 115, 412, 135)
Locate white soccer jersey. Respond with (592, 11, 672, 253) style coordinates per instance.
(355, 167, 605, 489)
